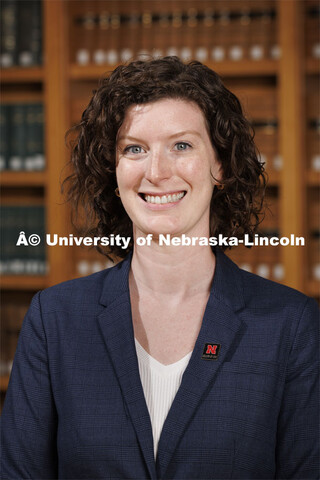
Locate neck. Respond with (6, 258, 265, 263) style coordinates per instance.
(130, 237, 216, 298)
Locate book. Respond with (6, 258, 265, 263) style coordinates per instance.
(2, 103, 45, 171)
(0, 0, 18, 68)
(17, 0, 42, 67)
(0, 205, 46, 275)
(0, 104, 8, 170)
(8, 104, 26, 171)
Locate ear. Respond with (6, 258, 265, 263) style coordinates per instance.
(210, 160, 223, 187)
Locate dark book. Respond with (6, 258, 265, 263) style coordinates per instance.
(118, 1, 139, 63)
(17, 0, 42, 67)
(8, 104, 26, 171)
(75, 2, 96, 65)
(0, 104, 8, 171)
(0, 205, 46, 274)
(0, 0, 18, 68)
(25, 103, 45, 171)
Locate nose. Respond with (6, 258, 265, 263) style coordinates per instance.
(144, 149, 172, 184)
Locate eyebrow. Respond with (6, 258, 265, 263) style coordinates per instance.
(117, 130, 202, 142)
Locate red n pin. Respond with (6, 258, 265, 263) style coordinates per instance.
(206, 344, 218, 355)
(202, 343, 221, 360)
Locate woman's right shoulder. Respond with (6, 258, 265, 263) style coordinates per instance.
(36, 263, 117, 314)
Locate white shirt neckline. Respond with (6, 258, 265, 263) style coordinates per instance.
(134, 338, 192, 376)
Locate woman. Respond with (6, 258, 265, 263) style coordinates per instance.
(1, 57, 319, 479)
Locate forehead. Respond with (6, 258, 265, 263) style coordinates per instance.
(118, 98, 208, 138)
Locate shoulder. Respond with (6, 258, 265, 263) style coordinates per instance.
(38, 259, 124, 314)
(239, 266, 310, 308)
(218, 248, 315, 311)
(235, 265, 319, 342)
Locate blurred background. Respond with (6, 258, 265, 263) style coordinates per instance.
(0, 0, 319, 406)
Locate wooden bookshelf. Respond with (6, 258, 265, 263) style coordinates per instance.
(0, 275, 48, 290)
(0, 171, 46, 187)
(1, 67, 44, 84)
(69, 59, 278, 81)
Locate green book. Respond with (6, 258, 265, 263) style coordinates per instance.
(8, 104, 26, 171)
(0, 104, 8, 170)
(0, 0, 18, 68)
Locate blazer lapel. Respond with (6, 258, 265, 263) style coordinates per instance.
(97, 255, 157, 480)
(156, 249, 247, 478)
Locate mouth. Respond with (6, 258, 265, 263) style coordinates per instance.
(139, 191, 186, 204)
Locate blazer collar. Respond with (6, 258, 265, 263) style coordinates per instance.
(97, 248, 246, 479)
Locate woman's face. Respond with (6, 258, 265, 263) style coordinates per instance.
(116, 98, 221, 239)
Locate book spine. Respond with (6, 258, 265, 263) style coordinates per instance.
(305, 3, 320, 59)
(24, 103, 45, 171)
(211, 10, 230, 62)
(0, 207, 8, 274)
(167, 8, 183, 58)
(0, 0, 18, 68)
(157, 6, 171, 60)
(180, 7, 198, 62)
(8, 104, 26, 171)
(117, 1, 135, 63)
(194, 5, 212, 63)
(0, 104, 8, 171)
(75, 1, 96, 65)
(106, 2, 120, 65)
(17, 0, 42, 67)
(92, 3, 109, 65)
(35, 103, 45, 170)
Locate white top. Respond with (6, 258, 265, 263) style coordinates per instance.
(135, 338, 192, 458)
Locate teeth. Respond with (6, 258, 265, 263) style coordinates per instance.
(143, 192, 185, 204)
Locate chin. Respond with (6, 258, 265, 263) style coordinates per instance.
(137, 221, 183, 239)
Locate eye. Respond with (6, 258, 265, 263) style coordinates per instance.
(174, 142, 192, 151)
(124, 145, 144, 154)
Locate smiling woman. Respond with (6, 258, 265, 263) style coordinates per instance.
(63, 56, 266, 259)
(1, 57, 319, 480)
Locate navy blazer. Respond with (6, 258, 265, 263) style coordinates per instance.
(1, 249, 319, 479)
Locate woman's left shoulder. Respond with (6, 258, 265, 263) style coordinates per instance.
(239, 265, 318, 313)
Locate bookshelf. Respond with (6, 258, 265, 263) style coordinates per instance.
(0, 0, 319, 403)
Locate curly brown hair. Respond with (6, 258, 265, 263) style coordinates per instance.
(64, 56, 266, 258)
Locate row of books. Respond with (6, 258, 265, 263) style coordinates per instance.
(255, 120, 320, 173)
(0, 206, 47, 275)
(71, 4, 280, 65)
(305, 3, 320, 60)
(0, 0, 42, 68)
(0, 103, 45, 171)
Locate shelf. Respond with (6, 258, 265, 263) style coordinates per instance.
(0, 275, 47, 290)
(0, 375, 9, 392)
(0, 171, 46, 187)
(69, 59, 278, 81)
(306, 171, 320, 186)
(1, 67, 44, 84)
